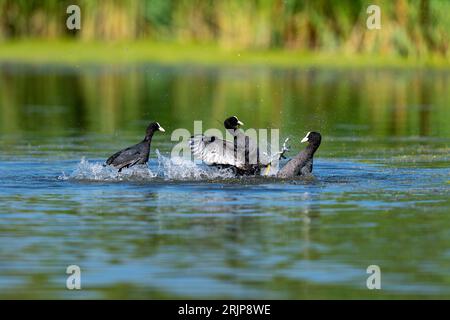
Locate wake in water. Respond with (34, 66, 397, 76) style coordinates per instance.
(59, 150, 238, 182)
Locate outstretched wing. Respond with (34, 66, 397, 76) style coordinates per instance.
(232, 130, 271, 166)
(189, 135, 245, 168)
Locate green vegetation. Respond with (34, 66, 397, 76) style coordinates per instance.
(0, 40, 449, 68)
(0, 0, 448, 67)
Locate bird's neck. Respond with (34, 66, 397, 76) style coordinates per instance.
(298, 143, 318, 158)
(143, 132, 154, 142)
(227, 128, 242, 137)
(306, 143, 319, 155)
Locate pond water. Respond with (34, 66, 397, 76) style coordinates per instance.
(0, 64, 449, 299)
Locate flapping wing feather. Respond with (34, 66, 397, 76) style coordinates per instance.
(232, 130, 271, 166)
(189, 135, 246, 168)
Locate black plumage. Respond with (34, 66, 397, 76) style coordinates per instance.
(106, 122, 165, 172)
(277, 131, 321, 178)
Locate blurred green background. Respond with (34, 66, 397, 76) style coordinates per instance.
(0, 0, 449, 137)
(0, 0, 448, 65)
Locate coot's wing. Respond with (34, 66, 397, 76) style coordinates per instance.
(106, 143, 143, 167)
(229, 131, 271, 166)
(189, 135, 245, 168)
(116, 157, 141, 172)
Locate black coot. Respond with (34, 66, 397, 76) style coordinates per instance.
(189, 116, 270, 175)
(105, 122, 165, 172)
(277, 131, 321, 178)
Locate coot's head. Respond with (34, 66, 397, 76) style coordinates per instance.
(224, 116, 244, 130)
(146, 122, 165, 136)
(301, 131, 321, 146)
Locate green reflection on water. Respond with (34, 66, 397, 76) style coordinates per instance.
(1, 65, 449, 138)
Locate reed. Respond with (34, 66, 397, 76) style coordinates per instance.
(0, 0, 448, 59)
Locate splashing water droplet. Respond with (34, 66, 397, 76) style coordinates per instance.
(62, 157, 156, 182)
(61, 152, 238, 182)
(155, 150, 235, 180)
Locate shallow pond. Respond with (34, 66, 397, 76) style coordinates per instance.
(0, 64, 449, 298)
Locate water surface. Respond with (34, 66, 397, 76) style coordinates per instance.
(0, 64, 449, 299)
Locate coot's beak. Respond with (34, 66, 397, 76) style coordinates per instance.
(158, 127, 166, 132)
(237, 120, 244, 126)
(301, 132, 310, 143)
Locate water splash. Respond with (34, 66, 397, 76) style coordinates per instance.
(155, 150, 235, 180)
(58, 157, 156, 181)
(60, 151, 236, 182)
